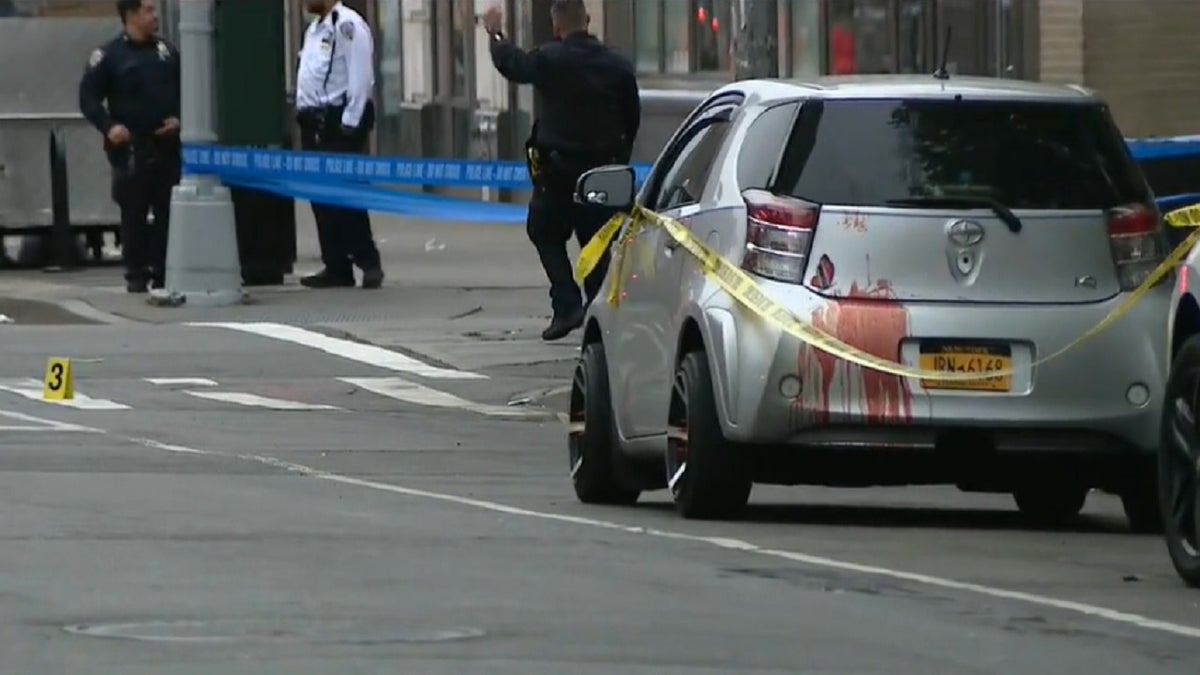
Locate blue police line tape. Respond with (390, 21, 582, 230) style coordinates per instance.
(1125, 135, 1200, 161)
(1157, 193, 1200, 212)
(182, 138, 1200, 222)
(182, 144, 654, 190)
(217, 172, 530, 224)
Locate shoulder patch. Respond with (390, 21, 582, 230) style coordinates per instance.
(88, 48, 103, 68)
(339, 21, 354, 40)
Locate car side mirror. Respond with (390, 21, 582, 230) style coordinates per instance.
(574, 165, 636, 210)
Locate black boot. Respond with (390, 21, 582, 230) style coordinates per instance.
(300, 268, 355, 288)
(542, 306, 586, 341)
(360, 267, 384, 289)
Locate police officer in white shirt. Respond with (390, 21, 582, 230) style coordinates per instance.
(295, 0, 383, 289)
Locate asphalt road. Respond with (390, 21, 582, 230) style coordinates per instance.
(1, 318, 1199, 674)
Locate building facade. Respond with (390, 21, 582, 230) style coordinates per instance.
(15, 0, 1200, 157)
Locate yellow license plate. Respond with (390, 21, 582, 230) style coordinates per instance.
(918, 343, 1012, 392)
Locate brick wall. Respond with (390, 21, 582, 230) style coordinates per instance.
(1081, 0, 1200, 138)
(1036, 0, 1084, 85)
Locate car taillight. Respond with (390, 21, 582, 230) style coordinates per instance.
(741, 189, 819, 284)
(1107, 203, 1165, 291)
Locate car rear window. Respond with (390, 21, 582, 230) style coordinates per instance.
(771, 97, 1152, 210)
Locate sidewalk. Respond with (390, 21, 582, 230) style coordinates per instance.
(0, 204, 585, 379)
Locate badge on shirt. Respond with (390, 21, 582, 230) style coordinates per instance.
(320, 37, 332, 52)
(339, 22, 354, 40)
(88, 48, 103, 68)
(156, 41, 169, 61)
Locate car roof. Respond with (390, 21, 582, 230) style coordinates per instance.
(720, 74, 1099, 106)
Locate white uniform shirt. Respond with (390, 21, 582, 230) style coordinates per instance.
(295, 1, 374, 128)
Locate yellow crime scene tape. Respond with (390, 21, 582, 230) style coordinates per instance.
(574, 202, 1200, 383)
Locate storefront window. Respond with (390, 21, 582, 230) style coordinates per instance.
(897, 0, 928, 73)
(693, 0, 732, 73)
(663, 0, 689, 74)
(828, 0, 893, 75)
(936, 0, 982, 76)
(633, 0, 660, 73)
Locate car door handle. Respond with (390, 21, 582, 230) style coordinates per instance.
(664, 238, 681, 251)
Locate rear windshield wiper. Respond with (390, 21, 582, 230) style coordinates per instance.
(884, 196, 1023, 234)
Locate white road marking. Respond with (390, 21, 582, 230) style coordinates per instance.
(127, 435, 1200, 641)
(339, 376, 543, 419)
(183, 391, 342, 411)
(189, 322, 485, 380)
(145, 377, 218, 387)
(0, 378, 129, 410)
(0, 410, 102, 433)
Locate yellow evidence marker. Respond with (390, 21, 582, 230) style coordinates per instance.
(42, 357, 73, 400)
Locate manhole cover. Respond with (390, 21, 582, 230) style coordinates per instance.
(63, 619, 486, 645)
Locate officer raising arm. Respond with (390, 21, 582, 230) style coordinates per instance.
(483, 0, 641, 341)
(79, 0, 181, 294)
(294, 0, 384, 290)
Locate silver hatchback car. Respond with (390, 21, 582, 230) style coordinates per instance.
(566, 75, 1177, 528)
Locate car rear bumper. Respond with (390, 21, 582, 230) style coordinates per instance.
(705, 282, 1172, 454)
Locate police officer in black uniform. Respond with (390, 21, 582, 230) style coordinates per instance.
(482, 0, 641, 341)
(79, 0, 180, 294)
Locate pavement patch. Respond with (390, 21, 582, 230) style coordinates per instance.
(339, 376, 553, 420)
(0, 297, 102, 325)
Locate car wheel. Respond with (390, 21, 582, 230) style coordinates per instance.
(1012, 482, 1088, 526)
(1119, 458, 1163, 534)
(665, 350, 752, 520)
(567, 342, 640, 505)
(1158, 335, 1200, 587)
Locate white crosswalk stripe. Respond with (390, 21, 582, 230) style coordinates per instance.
(189, 322, 486, 380)
(145, 377, 218, 387)
(182, 391, 343, 411)
(0, 378, 130, 410)
(0, 410, 103, 433)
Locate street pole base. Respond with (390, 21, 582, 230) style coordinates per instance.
(163, 178, 244, 308)
(146, 288, 249, 308)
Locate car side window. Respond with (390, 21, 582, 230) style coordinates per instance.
(653, 120, 732, 212)
(639, 91, 744, 210)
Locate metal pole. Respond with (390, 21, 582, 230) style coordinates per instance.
(159, 0, 244, 307)
(734, 0, 779, 81)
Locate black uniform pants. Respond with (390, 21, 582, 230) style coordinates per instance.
(527, 185, 615, 317)
(298, 111, 380, 278)
(112, 151, 180, 284)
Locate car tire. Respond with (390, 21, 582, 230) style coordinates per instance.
(665, 350, 752, 520)
(1158, 334, 1200, 587)
(1119, 458, 1164, 535)
(567, 342, 640, 506)
(1012, 482, 1088, 526)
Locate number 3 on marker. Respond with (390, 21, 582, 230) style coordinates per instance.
(42, 357, 72, 400)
